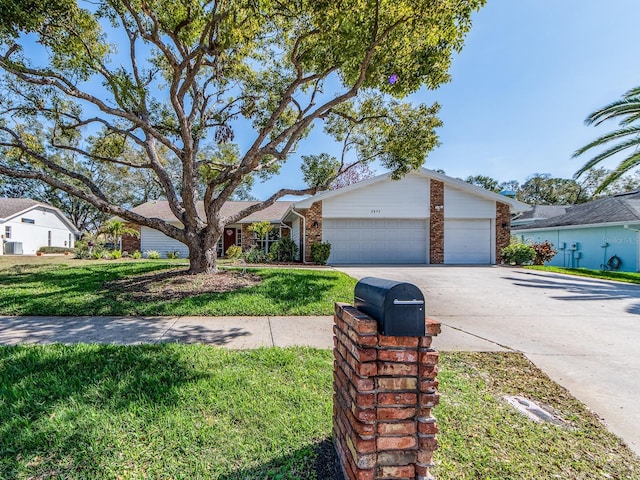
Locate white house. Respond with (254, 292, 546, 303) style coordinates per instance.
(0, 198, 79, 255)
(128, 168, 529, 264)
(285, 168, 529, 264)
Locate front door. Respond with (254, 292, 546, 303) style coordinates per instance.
(223, 228, 237, 256)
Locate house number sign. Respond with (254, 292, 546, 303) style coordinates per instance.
(370, 209, 381, 214)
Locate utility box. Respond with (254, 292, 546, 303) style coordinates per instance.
(354, 277, 425, 336)
(4, 242, 23, 255)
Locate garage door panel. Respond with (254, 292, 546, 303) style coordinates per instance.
(324, 219, 427, 264)
(444, 219, 491, 264)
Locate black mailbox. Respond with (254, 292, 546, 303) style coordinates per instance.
(354, 277, 425, 336)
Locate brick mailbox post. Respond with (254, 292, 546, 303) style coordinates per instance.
(333, 302, 441, 480)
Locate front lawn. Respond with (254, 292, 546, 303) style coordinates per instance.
(0, 260, 355, 316)
(1, 345, 638, 480)
(525, 265, 640, 284)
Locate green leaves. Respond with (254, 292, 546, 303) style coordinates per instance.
(574, 86, 640, 193)
(301, 153, 339, 189)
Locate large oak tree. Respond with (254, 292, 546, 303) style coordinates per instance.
(0, 0, 484, 273)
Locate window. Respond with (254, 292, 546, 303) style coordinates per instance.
(4, 226, 11, 239)
(236, 228, 242, 246)
(21, 218, 35, 224)
(254, 227, 280, 253)
(48, 231, 52, 247)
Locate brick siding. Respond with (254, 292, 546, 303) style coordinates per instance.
(495, 202, 511, 264)
(429, 180, 444, 264)
(303, 201, 323, 262)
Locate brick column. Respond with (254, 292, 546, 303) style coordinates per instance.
(304, 201, 323, 263)
(333, 303, 441, 480)
(429, 180, 444, 264)
(495, 202, 511, 264)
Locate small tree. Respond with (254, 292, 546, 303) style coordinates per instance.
(247, 221, 274, 253)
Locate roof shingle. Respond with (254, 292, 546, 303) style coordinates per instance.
(130, 200, 294, 224)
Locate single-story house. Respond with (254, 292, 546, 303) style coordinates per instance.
(125, 200, 294, 258)
(0, 198, 79, 255)
(514, 190, 640, 271)
(128, 168, 529, 264)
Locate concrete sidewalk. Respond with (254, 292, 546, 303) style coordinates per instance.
(0, 315, 504, 351)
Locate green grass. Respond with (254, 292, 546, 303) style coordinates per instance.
(525, 265, 640, 284)
(1, 346, 638, 480)
(0, 259, 355, 316)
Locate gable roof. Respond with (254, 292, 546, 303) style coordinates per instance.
(0, 198, 41, 220)
(0, 198, 79, 233)
(130, 200, 294, 224)
(511, 205, 569, 226)
(513, 190, 640, 230)
(292, 168, 530, 211)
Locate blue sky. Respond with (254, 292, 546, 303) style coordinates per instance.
(252, 0, 640, 199)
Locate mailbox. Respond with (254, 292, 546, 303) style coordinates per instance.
(354, 277, 425, 336)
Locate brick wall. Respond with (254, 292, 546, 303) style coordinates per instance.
(495, 202, 511, 264)
(333, 303, 441, 480)
(121, 223, 141, 253)
(429, 180, 444, 264)
(241, 224, 253, 251)
(303, 201, 323, 263)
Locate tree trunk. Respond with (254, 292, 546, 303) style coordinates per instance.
(186, 231, 220, 274)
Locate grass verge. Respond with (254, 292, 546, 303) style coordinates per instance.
(1, 346, 638, 479)
(525, 265, 640, 284)
(0, 260, 355, 315)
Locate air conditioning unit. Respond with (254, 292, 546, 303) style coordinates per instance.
(5, 242, 23, 255)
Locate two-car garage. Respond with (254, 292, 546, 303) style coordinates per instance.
(286, 169, 527, 266)
(323, 218, 492, 265)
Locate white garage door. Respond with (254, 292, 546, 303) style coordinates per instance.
(324, 219, 427, 264)
(444, 219, 492, 264)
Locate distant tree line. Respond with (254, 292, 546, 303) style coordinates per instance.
(462, 168, 640, 205)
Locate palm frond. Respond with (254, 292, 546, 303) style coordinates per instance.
(594, 151, 640, 194)
(572, 126, 640, 157)
(586, 98, 640, 126)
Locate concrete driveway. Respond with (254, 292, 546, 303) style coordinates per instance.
(334, 265, 640, 455)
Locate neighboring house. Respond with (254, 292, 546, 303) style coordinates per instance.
(126, 201, 294, 258)
(0, 198, 79, 255)
(511, 205, 568, 227)
(284, 168, 528, 264)
(128, 168, 528, 263)
(514, 190, 640, 271)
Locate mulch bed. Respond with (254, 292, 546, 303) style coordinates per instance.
(106, 269, 262, 300)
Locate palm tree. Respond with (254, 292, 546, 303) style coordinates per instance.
(573, 86, 640, 193)
(100, 219, 140, 251)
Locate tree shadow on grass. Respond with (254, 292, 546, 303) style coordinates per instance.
(218, 438, 344, 480)
(0, 344, 207, 479)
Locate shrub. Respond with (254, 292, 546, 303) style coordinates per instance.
(91, 247, 105, 260)
(131, 250, 142, 259)
(269, 237, 298, 262)
(166, 250, 180, 259)
(501, 242, 535, 265)
(310, 242, 331, 265)
(37, 246, 74, 254)
(110, 249, 122, 259)
(225, 244, 242, 259)
(245, 247, 269, 263)
(532, 241, 557, 265)
(145, 250, 161, 259)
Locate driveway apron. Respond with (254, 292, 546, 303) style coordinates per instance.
(334, 265, 640, 456)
